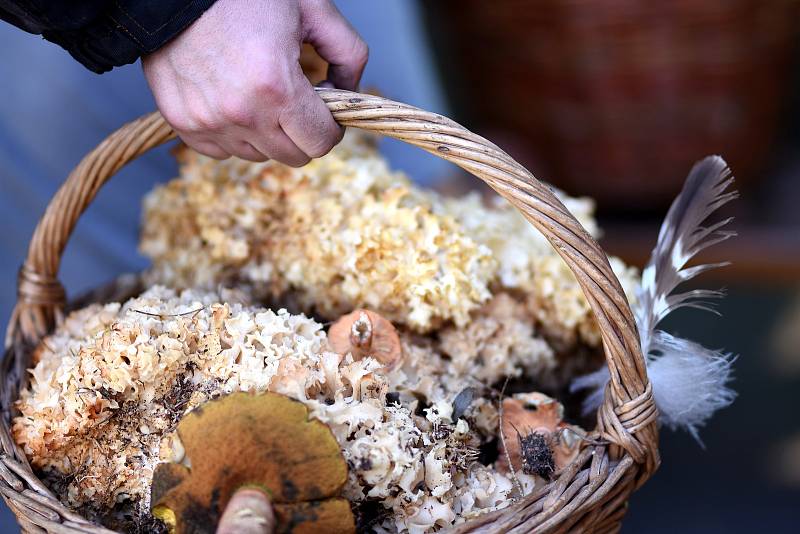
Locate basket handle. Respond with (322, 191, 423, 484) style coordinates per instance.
(5, 88, 658, 472)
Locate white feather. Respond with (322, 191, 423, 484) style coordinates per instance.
(647, 331, 736, 445)
(569, 365, 608, 416)
(571, 156, 738, 443)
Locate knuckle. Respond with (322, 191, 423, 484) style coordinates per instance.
(238, 142, 269, 162)
(253, 71, 289, 101)
(182, 107, 221, 133)
(306, 131, 340, 159)
(219, 98, 252, 127)
(197, 115, 224, 132)
(170, 117, 194, 134)
(306, 144, 330, 159)
(352, 38, 369, 68)
(162, 108, 195, 133)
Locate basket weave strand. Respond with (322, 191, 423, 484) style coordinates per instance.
(1, 88, 658, 533)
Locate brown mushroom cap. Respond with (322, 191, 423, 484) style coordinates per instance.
(151, 392, 354, 534)
(497, 392, 583, 477)
(328, 309, 402, 369)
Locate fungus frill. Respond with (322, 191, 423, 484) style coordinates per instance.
(140, 135, 497, 333)
(13, 287, 524, 532)
(13, 129, 643, 533)
(139, 131, 639, 344)
(437, 294, 555, 385)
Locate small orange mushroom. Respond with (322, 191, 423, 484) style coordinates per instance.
(328, 309, 402, 369)
(151, 392, 355, 534)
(497, 392, 583, 480)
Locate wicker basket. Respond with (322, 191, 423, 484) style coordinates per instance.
(0, 89, 659, 533)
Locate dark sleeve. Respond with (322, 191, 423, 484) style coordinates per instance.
(0, 0, 218, 73)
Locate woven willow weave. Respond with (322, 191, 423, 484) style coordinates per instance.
(1, 89, 659, 533)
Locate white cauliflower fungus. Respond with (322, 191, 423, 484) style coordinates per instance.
(14, 132, 639, 532)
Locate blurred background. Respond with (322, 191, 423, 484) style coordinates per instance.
(1, 1, 798, 532)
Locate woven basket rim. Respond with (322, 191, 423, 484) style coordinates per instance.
(0, 89, 659, 533)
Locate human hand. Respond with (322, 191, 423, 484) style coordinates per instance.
(142, 0, 368, 164)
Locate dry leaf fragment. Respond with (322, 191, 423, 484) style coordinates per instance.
(151, 392, 354, 534)
(328, 309, 402, 369)
(497, 392, 583, 479)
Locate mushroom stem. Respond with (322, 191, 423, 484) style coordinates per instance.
(217, 488, 275, 534)
(350, 311, 373, 350)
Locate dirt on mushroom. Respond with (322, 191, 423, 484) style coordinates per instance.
(497, 392, 584, 478)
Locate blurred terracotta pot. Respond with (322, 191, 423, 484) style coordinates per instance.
(423, 0, 799, 211)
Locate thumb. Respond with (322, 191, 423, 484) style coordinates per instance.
(216, 488, 275, 534)
(301, 0, 368, 91)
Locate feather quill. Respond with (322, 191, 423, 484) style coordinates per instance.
(571, 156, 738, 444)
